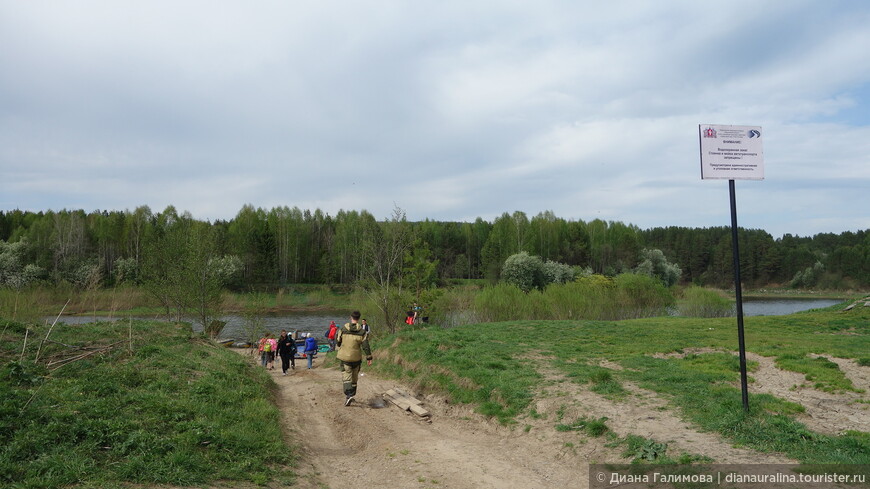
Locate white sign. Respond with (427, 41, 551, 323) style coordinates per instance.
(699, 124, 764, 180)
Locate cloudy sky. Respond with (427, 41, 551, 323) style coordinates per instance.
(2, 1, 869, 238)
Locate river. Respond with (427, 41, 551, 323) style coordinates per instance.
(740, 298, 842, 316)
(51, 311, 347, 340)
(49, 298, 845, 339)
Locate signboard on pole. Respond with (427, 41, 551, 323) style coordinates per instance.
(699, 124, 764, 180)
(698, 123, 765, 412)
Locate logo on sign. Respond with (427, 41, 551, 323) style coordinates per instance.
(748, 129, 761, 138)
(702, 127, 717, 138)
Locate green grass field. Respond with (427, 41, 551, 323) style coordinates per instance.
(1, 319, 295, 488)
(373, 301, 870, 464)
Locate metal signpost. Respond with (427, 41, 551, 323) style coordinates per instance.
(699, 124, 764, 412)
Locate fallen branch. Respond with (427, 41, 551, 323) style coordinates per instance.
(46, 340, 127, 371)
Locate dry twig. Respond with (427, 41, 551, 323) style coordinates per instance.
(35, 299, 71, 363)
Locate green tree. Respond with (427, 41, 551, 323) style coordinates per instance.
(360, 206, 412, 334)
(634, 248, 681, 287)
(141, 206, 189, 321)
(184, 223, 235, 336)
(404, 238, 439, 298)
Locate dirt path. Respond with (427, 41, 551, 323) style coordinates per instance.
(653, 348, 870, 435)
(746, 352, 870, 435)
(241, 350, 588, 489)
(531, 359, 794, 465)
(231, 349, 806, 489)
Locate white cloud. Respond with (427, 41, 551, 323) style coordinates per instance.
(1, 1, 869, 238)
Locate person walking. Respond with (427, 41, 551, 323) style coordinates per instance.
(326, 321, 338, 351)
(303, 333, 318, 369)
(336, 310, 373, 406)
(266, 333, 278, 370)
(276, 329, 296, 375)
(258, 332, 274, 368)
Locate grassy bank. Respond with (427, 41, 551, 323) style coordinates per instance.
(1, 319, 295, 488)
(372, 302, 870, 464)
(0, 285, 365, 324)
(2, 283, 861, 327)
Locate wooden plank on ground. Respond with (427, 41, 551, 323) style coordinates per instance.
(409, 403, 430, 417)
(384, 388, 430, 417)
(383, 390, 412, 411)
(393, 387, 423, 405)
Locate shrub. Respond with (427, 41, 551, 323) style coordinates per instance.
(474, 283, 536, 322)
(677, 286, 733, 317)
(501, 252, 545, 292)
(544, 275, 616, 320)
(113, 257, 139, 284)
(790, 261, 824, 288)
(468, 272, 674, 322)
(634, 248, 682, 287)
(542, 260, 575, 285)
(613, 273, 675, 319)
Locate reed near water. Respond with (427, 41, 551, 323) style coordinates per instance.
(430, 273, 675, 325)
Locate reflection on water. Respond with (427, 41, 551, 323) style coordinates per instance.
(741, 298, 842, 316)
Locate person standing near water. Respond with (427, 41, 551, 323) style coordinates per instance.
(326, 321, 338, 351)
(304, 333, 318, 369)
(336, 310, 373, 406)
(277, 330, 296, 374)
(258, 332, 275, 369)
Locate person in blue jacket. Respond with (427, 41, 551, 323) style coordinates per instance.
(304, 332, 318, 369)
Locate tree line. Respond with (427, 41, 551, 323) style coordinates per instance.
(1, 206, 868, 291)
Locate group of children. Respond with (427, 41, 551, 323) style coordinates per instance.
(256, 311, 373, 406)
(258, 329, 320, 374)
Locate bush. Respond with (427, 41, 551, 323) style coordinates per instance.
(542, 260, 575, 285)
(467, 272, 674, 322)
(677, 286, 733, 318)
(613, 273, 675, 319)
(501, 252, 545, 292)
(544, 275, 616, 320)
(634, 248, 681, 287)
(790, 261, 824, 288)
(501, 253, 576, 292)
(113, 257, 139, 284)
(474, 283, 537, 322)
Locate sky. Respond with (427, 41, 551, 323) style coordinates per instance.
(2, 1, 869, 239)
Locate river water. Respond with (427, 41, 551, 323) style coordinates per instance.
(50, 298, 844, 339)
(740, 298, 842, 316)
(51, 311, 347, 340)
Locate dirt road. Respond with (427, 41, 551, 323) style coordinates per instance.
(234, 349, 800, 489)
(258, 353, 586, 489)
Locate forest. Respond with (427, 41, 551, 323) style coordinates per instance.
(1, 205, 868, 292)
